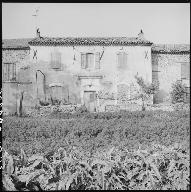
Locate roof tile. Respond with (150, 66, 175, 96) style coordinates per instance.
(28, 36, 153, 46)
(151, 44, 190, 54)
(2, 38, 32, 50)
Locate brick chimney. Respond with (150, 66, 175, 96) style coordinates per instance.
(138, 29, 145, 40)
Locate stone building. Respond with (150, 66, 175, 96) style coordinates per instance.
(2, 31, 190, 114)
(151, 44, 190, 103)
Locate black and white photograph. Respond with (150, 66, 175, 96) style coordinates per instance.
(1, 3, 190, 191)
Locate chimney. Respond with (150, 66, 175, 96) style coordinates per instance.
(138, 29, 145, 40)
(36, 28, 40, 38)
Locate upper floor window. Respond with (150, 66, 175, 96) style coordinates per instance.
(81, 52, 100, 70)
(3, 63, 16, 81)
(181, 62, 190, 80)
(117, 52, 128, 69)
(50, 49, 61, 70)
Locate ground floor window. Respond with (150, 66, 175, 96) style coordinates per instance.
(49, 85, 63, 104)
(3, 63, 16, 81)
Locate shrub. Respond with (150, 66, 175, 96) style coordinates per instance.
(170, 80, 188, 104)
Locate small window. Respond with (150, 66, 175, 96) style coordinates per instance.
(3, 63, 16, 81)
(152, 72, 158, 80)
(117, 52, 127, 69)
(181, 62, 190, 80)
(50, 85, 63, 100)
(81, 52, 100, 69)
(50, 49, 61, 70)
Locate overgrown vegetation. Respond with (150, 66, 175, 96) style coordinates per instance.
(2, 110, 190, 157)
(170, 80, 188, 104)
(2, 108, 190, 190)
(2, 143, 190, 191)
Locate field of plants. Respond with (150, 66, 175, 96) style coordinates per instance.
(2, 110, 190, 190)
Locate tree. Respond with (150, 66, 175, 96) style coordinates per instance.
(135, 74, 159, 111)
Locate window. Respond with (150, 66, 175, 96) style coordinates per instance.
(152, 64, 160, 81)
(50, 85, 63, 100)
(81, 52, 100, 70)
(117, 52, 127, 69)
(3, 63, 16, 81)
(181, 62, 190, 80)
(50, 49, 61, 69)
(181, 62, 190, 103)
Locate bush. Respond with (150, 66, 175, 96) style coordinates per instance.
(170, 80, 188, 104)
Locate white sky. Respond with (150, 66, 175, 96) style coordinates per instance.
(2, 3, 190, 44)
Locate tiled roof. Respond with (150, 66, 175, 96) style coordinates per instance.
(2, 38, 190, 54)
(151, 44, 190, 54)
(28, 36, 153, 46)
(2, 38, 32, 50)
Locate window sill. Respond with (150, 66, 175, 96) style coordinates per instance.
(3, 81, 32, 84)
(3, 81, 17, 83)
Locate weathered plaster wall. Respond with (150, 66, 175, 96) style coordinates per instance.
(2, 45, 152, 113)
(2, 49, 35, 114)
(152, 53, 190, 103)
(30, 45, 152, 109)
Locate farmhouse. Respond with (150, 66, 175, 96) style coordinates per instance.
(2, 30, 190, 114)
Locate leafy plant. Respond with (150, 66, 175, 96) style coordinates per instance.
(170, 80, 188, 104)
(2, 143, 190, 191)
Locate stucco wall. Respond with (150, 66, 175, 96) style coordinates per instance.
(152, 53, 190, 103)
(30, 45, 152, 108)
(2, 45, 153, 113)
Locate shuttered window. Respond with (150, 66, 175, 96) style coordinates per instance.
(81, 53, 86, 69)
(152, 72, 159, 81)
(50, 86, 63, 100)
(181, 63, 190, 80)
(51, 50, 61, 69)
(117, 52, 127, 69)
(81, 52, 100, 69)
(86, 53, 94, 69)
(95, 52, 100, 69)
(3, 63, 16, 81)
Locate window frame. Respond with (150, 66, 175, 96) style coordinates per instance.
(81, 52, 100, 70)
(49, 85, 63, 101)
(50, 48, 62, 70)
(181, 62, 190, 81)
(116, 51, 128, 69)
(3, 62, 16, 82)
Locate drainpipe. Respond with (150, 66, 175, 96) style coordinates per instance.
(36, 70, 46, 101)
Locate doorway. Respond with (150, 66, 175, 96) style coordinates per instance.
(83, 91, 97, 112)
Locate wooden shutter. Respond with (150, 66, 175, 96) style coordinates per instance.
(51, 51, 61, 69)
(117, 53, 122, 68)
(95, 52, 100, 69)
(51, 52, 55, 68)
(81, 53, 86, 69)
(3, 64, 8, 81)
(86, 53, 94, 69)
(181, 63, 190, 80)
(55, 52, 61, 69)
(10, 64, 16, 81)
(123, 53, 127, 69)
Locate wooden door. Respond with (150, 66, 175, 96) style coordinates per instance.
(83, 91, 96, 112)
